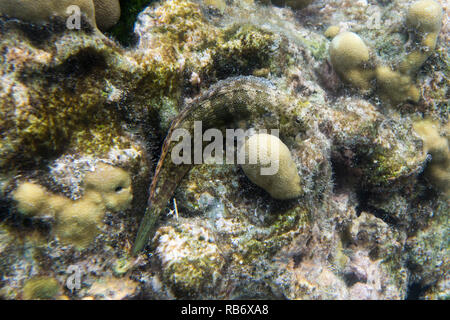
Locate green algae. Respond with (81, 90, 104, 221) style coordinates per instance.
(22, 277, 60, 300)
(214, 24, 276, 78)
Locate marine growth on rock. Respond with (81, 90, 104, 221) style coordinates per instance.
(0, 0, 447, 301)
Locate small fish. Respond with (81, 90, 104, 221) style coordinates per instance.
(132, 76, 296, 255)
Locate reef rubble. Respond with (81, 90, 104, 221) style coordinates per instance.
(0, 0, 448, 300)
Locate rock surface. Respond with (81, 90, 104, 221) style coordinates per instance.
(0, 0, 448, 300)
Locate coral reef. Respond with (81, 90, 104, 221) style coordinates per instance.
(328, 0, 444, 105)
(0, 0, 447, 301)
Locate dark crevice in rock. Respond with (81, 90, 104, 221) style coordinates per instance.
(108, 0, 157, 47)
(330, 148, 362, 193)
(355, 191, 399, 226)
(405, 281, 433, 300)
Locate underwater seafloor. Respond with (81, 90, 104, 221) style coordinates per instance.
(0, 0, 448, 300)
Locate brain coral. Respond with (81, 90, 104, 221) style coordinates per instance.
(240, 133, 302, 200)
(12, 163, 132, 248)
(329, 31, 374, 91)
(0, 0, 121, 31)
(328, 0, 444, 105)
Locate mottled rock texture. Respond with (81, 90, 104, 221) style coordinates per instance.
(0, 0, 448, 300)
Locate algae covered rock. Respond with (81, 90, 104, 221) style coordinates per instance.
(0, 0, 448, 301)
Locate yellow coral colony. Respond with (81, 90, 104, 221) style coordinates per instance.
(324, 25, 340, 39)
(376, 0, 443, 105)
(413, 119, 449, 196)
(12, 164, 132, 248)
(0, 0, 121, 32)
(329, 31, 374, 91)
(400, 0, 443, 75)
(375, 66, 421, 105)
(84, 163, 133, 211)
(240, 133, 302, 200)
(328, 0, 443, 105)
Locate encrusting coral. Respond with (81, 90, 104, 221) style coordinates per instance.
(240, 133, 302, 200)
(0, 0, 448, 300)
(12, 163, 132, 247)
(270, 0, 314, 10)
(0, 0, 121, 32)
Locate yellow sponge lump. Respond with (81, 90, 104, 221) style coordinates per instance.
(405, 0, 443, 33)
(413, 119, 449, 195)
(240, 133, 302, 200)
(329, 32, 374, 90)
